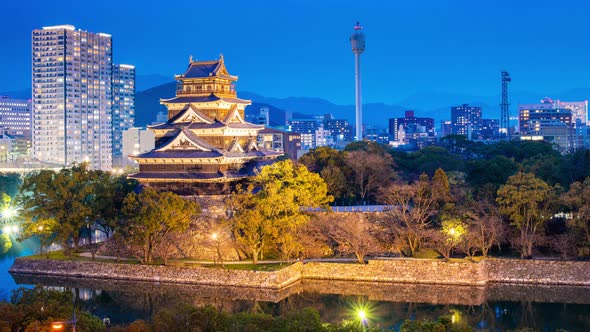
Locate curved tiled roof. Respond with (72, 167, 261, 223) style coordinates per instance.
(160, 94, 251, 105)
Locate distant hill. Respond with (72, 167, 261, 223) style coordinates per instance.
(136, 74, 173, 92)
(134, 82, 174, 126)
(5, 82, 590, 129)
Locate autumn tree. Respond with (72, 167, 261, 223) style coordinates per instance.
(318, 213, 381, 264)
(226, 160, 332, 264)
(461, 199, 506, 258)
(17, 164, 97, 253)
(381, 174, 438, 256)
(496, 172, 553, 258)
(346, 150, 396, 203)
(122, 187, 200, 264)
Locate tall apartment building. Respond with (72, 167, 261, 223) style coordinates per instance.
(32, 25, 134, 170)
(0, 96, 31, 138)
(451, 104, 482, 138)
(112, 64, 136, 166)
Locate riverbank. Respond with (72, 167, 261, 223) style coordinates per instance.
(9, 257, 590, 289)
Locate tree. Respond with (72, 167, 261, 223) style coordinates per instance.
(381, 174, 438, 256)
(227, 160, 332, 264)
(17, 164, 96, 253)
(432, 168, 452, 205)
(91, 174, 138, 239)
(20, 218, 58, 258)
(319, 213, 381, 264)
(462, 199, 505, 258)
(428, 217, 466, 260)
(561, 177, 590, 248)
(122, 187, 199, 263)
(299, 147, 352, 202)
(346, 150, 396, 203)
(496, 172, 553, 258)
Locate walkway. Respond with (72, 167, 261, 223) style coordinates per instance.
(77, 252, 360, 265)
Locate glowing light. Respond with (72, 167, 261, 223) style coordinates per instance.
(51, 321, 64, 330)
(211, 232, 218, 240)
(349, 300, 376, 326)
(357, 309, 366, 321)
(11, 225, 18, 233)
(1, 207, 17, 220)
(2, 226, 10, 234)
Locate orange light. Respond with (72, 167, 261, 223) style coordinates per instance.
(51, 322, 64, 330)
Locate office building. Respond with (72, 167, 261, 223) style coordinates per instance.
(441, 120, 452, 138)
(389, 110, 434, 141)
(112, 64, 136, 166)
(121, 127, 155, 168)
(518, 99, 572, 134)
(0, 96, 31, 138)
(325, 118, 353, 142)
(451, 104, 482, 138)
(288, 119, 319, 149)
(556, 100, 588, 125)
(478, 119, 500, 140)
(257, 128, 301, 160)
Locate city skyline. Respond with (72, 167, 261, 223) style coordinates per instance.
(3, 0, 590, 106)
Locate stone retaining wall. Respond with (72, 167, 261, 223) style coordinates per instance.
(302, 259, 487, 285)
(484, 258, 589, 285)
(10, 259, 303, 289)
(10, 257, 590, 289)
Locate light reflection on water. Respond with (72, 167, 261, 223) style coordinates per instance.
(0, 238, 37, 300)
(7, 273, 590, 331)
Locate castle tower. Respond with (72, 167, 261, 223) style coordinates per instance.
(129, 55, 281, 195)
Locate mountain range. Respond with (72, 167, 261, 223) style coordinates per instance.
(5, 80, 590, 129)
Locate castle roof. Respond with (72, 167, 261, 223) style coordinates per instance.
(160, 94, 250, 105)
(176, 55, 237, 80)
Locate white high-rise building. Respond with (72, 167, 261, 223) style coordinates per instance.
(32, 25, 118, 170)
(112, 64, 135, 167)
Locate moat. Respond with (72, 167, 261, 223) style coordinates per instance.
(2, 251, 590, 331)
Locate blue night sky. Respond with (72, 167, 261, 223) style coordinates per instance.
(2, 0, 590, 104)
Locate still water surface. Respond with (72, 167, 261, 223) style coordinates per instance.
(1, 246, 589, 331)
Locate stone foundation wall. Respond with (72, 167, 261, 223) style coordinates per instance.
(10, 259, 303, 289)
(302, 259, 487, 285)
(10, 257, 590, 289)
(484, 258, 590, 285)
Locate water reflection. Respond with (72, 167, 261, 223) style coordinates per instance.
(10, 273, 590, 331)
